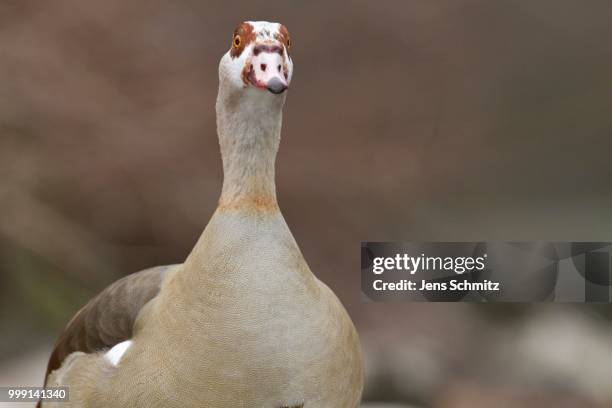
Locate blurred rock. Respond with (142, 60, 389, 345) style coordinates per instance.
(361, 306, 612, 406)
(361, 304, 485, 404)
(475, 307, 612, 403)
(433, 381, 606, 408)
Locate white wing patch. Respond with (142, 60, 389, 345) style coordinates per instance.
(104, 340, 133, 366)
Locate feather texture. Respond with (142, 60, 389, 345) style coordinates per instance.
(42, 265, 176, 383)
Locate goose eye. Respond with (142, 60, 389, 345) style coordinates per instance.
(287, 37, 292, 48)
(233, 35, 242, 48)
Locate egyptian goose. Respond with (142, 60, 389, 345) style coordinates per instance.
(40, 21, 364, 408)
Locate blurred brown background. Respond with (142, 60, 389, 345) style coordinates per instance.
(1, 0, 611, 407)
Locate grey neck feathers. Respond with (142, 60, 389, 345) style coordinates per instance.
(215, 82, 286, 211)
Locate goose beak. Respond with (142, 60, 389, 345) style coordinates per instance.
(266, 78, 288, 94)
(247, 44, 289, 94)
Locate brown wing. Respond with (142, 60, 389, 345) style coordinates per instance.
(42, 264, 177, 384)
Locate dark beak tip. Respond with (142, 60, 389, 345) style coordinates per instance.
(267, 86, 287, 95)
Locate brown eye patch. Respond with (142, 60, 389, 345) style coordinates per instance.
(275, 24, 291, 55)
(230, 22, 256, 58)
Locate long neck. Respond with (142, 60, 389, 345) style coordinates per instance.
(216, 84, 285, 211)
(159, 83, 293, 312)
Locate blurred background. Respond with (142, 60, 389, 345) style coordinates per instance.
(1, 0, 611, 407)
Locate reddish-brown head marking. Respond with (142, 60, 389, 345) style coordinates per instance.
(230, 22, 256, 58)
(275, 25, 291, 55)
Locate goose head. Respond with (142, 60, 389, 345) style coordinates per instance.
(219, 21, 293, 95)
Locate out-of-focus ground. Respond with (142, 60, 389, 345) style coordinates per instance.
(0, 0, 611, 406)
